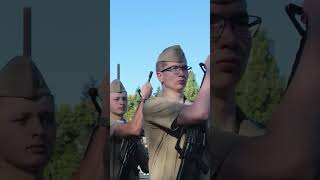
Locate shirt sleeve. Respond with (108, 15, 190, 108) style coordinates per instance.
(143, 97, 185, 130)
(110, 120, 124, 136)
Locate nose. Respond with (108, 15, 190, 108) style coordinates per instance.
(31, 116, 45, 138)
(219, 22, 237, 49)
(119, 98, 125, 105)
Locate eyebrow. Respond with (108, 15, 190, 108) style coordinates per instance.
(11, 112, 31, 121)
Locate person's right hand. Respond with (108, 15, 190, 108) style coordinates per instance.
(140, 82, 152, 100)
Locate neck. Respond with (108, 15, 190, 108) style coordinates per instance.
(110, 113, 122, 121)
(162, 87, 184, 103)
(212, 86, 239, 133)
(0, 161, 43, 180)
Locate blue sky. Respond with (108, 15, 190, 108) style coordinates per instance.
(110, 0, 210, 95)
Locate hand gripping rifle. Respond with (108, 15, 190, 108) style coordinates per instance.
(285, 3, 307, 90)
(117, 71, 153, 180)
(175, 63, 209, 180)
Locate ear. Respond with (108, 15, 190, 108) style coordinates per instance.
(157, 71, 164, 84)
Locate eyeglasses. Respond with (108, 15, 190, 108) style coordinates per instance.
(161, 65, 192, 74)
(211, 14, 262, 41)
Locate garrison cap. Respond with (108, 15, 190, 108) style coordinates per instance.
(110, 79, 126, 93)
(157, 45, 187, 64)
(0, 56, 52, 98)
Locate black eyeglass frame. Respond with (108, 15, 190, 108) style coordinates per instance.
(160, 65, 192, 73)
(212, 14, 262, 41)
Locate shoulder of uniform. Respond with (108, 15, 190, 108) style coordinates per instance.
(144, 96, 164, 107)
(146, 96, 158, 102)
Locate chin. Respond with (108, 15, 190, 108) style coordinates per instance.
(15, 155, 49, 173)
(175, 85, 186, 92)
(212, 73, 238, 90)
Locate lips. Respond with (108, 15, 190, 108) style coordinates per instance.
(26, 144, 47, 153)
(216, 58, 240, 65)
(177, 79, 186, 84)
(118, 107, 125, 111)
(215, 57, 240, 72)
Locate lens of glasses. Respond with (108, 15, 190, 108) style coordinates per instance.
(211, 21, 224, 41)
(211, 15, 261, 41)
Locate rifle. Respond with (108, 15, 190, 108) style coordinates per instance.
(116, 138, 140, 180)
(175, 63, 209, 180)
(82, 87, 103, 158)
(285, 3, 307, 90)
(117, 71, 153, 180)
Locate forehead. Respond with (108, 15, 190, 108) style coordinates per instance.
(0, 96, 54, 118)
(0, 96, 54, 107)
(211, 0, 247, 17)
(110, 92, 127, 98)
(163, 62, 187, 67)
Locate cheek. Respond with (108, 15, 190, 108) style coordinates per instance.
(110, 100, 118, 108)
(0, 125, 28, 159)
(110, 105, 118, 113)
(164, 74, 174, 83)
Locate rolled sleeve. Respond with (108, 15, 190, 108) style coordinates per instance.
(110, 120, 124, 136)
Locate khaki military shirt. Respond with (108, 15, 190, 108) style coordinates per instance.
(208, 107, 265, 179)
(110, 119, 148, 180)
(143, 95, 210, 180)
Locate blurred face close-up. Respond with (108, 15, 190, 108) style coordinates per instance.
(211, 0, 252, 89)
(110, 92, 128, 117)
(0, 96, 56, 172)
(157, 62, 189, 93)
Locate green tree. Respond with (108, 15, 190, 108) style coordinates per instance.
(153, 86, 161, 97)
(236, 30, 285, 125)
(184, 70, 200, 101)
(44, 78, 99, 180)
(124, 88, 140, 121)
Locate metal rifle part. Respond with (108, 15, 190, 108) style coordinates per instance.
(286, 4, 305, 36)
(88, 88, 102, 114)
(285, 3, 307, 90)
(117, 72, 153, 179)
(116, 138, 139, 180)
(138, 71, 153, 97)
(175, 63, 209, 180)
(83, 87, 103, 158)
